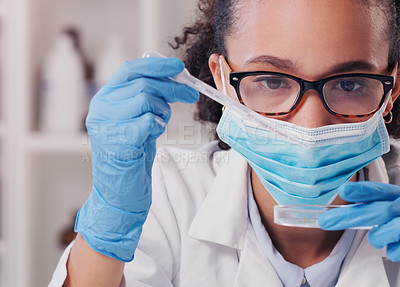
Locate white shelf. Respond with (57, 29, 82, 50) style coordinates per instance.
(25, 132, 91, 154)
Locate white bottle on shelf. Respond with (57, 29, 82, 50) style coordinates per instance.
(40, 32, 85, 133)
(95, 35, 127, 89)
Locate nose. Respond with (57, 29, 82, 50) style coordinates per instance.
(285, 90, 337, 128)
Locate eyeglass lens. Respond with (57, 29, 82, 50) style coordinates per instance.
(238, 75, 385, 115)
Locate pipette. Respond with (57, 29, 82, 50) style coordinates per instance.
(142, 51, 376, 230)
(142, 50, 282, 135)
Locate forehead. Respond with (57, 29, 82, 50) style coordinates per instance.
(226, 0, 389, 77)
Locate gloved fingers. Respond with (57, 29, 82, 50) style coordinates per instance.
(131, 93, 172, 123)
(87, 113, 167, 150)
(88, 92, 172, 123)
(338, 181, 400, 203)
(118, 113, 167, 147)
(387, 242, 400, 262)
(97, 77, 199, 104)
(318, 201, 397, 230)
(106, 57, 185, 86)
(368, 217, 400, 249)
(133, 77, 199, 104)
(144, 141, 157, 177)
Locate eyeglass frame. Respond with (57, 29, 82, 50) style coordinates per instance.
(220, 55, 396, 118)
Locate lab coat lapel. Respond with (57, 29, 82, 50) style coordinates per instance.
(233, 226, 283, 287)
(189, 149, 283, 286)
(367, 157, 389, 183)
(188, 148, 249, 249)
(336, 231, 390, 287)
(189, 152, 392, 286)
(336, 158, 391, 287)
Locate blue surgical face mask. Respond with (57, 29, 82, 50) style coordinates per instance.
(217, 107, 390, 205)
(216, 62, 391, 205)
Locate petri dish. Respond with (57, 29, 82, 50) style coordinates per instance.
(274, 204, 376, 229)
(274, 204, 345, 229)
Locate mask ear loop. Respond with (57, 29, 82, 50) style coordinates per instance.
(219, 55, 228, 96)
(219, 55, 230, 113)
(382, 63, 399, 112)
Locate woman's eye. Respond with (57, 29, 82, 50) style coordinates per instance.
(336, 80, 362, 92)
(257, 78, 290, 90)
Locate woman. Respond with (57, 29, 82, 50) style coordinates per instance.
(50, 0, 400, 286)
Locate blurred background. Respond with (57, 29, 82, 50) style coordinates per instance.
(0, 0, 215, 286)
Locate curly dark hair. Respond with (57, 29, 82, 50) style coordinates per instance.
(171, 0, 400, 147)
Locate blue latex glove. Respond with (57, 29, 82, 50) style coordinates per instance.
(75, 57, 199, 262)
(319, 181, 400, 262)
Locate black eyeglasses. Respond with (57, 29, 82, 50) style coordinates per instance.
(221, 55, 396, 118)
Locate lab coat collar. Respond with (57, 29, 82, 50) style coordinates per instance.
(188, 152, 389, 250)
(233, 226, 283, 287)
(188, 148, 249, 250)
(337, 157, 390, 286)
(367, 156, 389, 183)
(188, 147, 283, 286)
(189, 150, 391, 285)
(336, 230, 391, 287)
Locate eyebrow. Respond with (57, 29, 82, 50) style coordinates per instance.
(328, 61, 377, 74)
(245, 55, 295, 70)
(245, 55, 378, 75)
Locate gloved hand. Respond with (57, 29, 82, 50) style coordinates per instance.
(75, 57, 199, 262)
(319, 181, 400, 262)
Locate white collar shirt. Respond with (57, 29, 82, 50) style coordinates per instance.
(247, 169, 357, 287)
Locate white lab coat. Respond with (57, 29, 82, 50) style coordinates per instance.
(50, 141, 400, 287)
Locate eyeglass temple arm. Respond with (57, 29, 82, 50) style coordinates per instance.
(142, 50, 301, 143)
